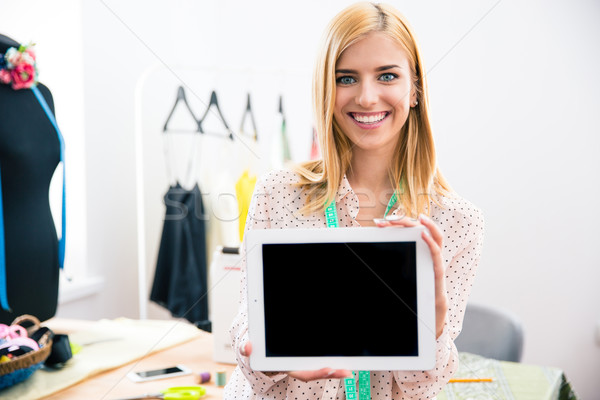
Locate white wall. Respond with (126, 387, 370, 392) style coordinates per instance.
(3, 0, 599, 397)
(0, 0, 88, 279)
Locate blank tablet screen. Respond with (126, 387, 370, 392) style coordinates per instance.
(262, 242, 418, 358)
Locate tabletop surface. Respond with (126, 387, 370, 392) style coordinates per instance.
(1, 318, 578, 400)
(45, 318, 237, 400)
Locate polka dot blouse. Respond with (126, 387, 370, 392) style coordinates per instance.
(224, 170, 485, 400)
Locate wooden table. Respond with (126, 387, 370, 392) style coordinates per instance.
(4, 319, 578, 400)
(43, 319, 237, 400)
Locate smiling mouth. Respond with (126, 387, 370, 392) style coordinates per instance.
(349, 112, 390, 124)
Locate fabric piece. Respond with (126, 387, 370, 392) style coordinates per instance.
(150, 183, 210, 331)
(224, 169, 485, 400)
(270, 118, 292, 170)
(199, 136, 240, 254)
(235, 169, 257, 242)
(281, 119, 291, 162)
(207, 170, 239, 248)
(437, 352, 578, 400)
(0, 318, 203, 400)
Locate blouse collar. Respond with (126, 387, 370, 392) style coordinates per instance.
(336, 174, 354, 201)
(336, 173, 406, 217)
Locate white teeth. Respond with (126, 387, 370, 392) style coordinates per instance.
(352, 112, 387, 123)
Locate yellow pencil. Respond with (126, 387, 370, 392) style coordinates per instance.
(448, 378, 494, 383)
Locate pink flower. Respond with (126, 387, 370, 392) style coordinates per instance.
(0, 45, 38, 90)
(25, 48, 36, 61)
(0, 69, 11, 84)
(5, 48, 21, 67)
(10, 63, 35, 89)
(21, 52, 35, 66)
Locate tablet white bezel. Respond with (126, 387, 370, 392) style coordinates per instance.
(246, 226, 436, 372)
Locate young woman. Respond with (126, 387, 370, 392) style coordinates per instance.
(225, 2, 484, 399)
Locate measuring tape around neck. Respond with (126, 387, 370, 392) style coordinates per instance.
(324, 190, 398, 400)
(325, 190, 397, 228)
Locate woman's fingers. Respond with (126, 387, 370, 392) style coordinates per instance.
(288, 368, 353, 382)
(240, 341, 352, 382)
(240, 341, 252, 357)
(418, 217, 448, 338)
(374, 214, 419, 227)
(379, 213, 447, 338)
(375, 214, 440, 244)
(418, 214, 443, 247)
(420, 228, 442, 263)
(374, 213, 444, 274)
(421, 230, 444, 278)
(375, 214, 442, 242)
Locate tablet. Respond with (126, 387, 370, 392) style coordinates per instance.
(245, 226, 436, 372)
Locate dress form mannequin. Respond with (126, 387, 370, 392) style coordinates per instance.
(0, 34, 60, 323)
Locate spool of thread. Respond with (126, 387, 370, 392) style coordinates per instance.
(196, 371, 211, 384)
(216, 370, 227, 387)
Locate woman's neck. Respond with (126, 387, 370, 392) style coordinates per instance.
(347, 148, 394, 193)
(347, 149, 396, 225)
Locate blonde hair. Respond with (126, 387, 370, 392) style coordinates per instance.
(294, 1, 452, 217)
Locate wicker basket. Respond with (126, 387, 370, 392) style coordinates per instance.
(0, 315, 53, 390)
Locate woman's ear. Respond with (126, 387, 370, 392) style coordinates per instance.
(410, 89, 418, 108)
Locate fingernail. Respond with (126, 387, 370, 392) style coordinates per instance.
(326, 370, 336, 377)
(373, 218, 386, 225)
(419, 213, 429, 222)
(385, 215, 401, 221)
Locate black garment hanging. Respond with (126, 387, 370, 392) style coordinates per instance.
(150, 183, 210, 332)
(150, 86, 210, 331)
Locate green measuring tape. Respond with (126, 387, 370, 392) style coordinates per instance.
(324, 190, 398, 400)
(342, 371, 371, 400)
(325, 190, 398, 226)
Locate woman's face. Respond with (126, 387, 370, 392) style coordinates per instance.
(333, 31, 416, 157)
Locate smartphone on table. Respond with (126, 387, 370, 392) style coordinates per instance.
(126, 365, 192, 382)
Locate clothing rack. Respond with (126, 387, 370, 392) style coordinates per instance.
(133, 64, 309, 319)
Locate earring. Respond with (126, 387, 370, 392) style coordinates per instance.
(412, 100, 418, 107)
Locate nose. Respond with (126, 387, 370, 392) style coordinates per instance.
(356, 80, 378, 108)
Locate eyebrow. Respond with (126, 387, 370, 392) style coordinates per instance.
(335, 65, 402, 74)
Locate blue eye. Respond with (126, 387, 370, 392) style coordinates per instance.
(336, 76, 356, 85)
(379, 73, 397, 82)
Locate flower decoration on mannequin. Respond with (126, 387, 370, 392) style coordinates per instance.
(0, 43, 38, 90)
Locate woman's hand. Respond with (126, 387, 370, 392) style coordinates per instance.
(240, 341, 352, 382)
(375, 214, 448, 339)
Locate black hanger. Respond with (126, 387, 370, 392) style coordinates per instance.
(198, 90, 234, 140)
(239, 93, 258, 141)
(163, 86, 201, 133)
(278, 95, 286, 126)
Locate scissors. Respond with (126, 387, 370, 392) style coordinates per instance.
(115, 386, 206, 400)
